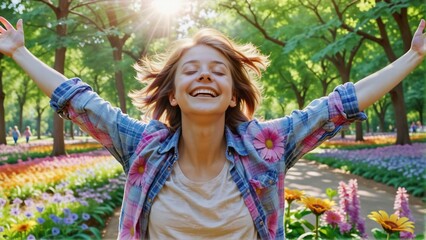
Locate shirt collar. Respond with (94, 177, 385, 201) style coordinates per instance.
(158, 125, 248, 157)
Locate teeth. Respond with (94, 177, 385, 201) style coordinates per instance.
(190, 89, 217, 97)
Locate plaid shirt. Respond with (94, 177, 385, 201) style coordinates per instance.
(50, 78, 366, 239)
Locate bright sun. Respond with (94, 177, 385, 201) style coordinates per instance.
(152, 0, 183, 16)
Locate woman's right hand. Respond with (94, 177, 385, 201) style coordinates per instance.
(0, 17, 24, 58)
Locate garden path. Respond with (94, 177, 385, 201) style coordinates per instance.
(101, 159, 425, 239)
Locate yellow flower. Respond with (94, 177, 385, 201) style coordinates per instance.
(368, 210, 414, 234)
(284, 188, 304, 204)
(300, 196, 334, 216)
(11, 220, 36, 233)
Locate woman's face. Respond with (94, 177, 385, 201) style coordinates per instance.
(171, 44, 236, 117)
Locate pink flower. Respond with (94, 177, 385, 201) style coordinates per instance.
(128, 157, 146, 186)
(253, 127, 285, 162)
(323, 210, 344, 227)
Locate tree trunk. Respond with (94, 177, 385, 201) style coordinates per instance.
(0, 54, 6, 145)
(69, 121, 74, 140)
(365, 116, 370, 133)
(52, 47, 67, 156)
(390, 83, 411, 145)
(50, 0, 70, 156)
(36, 112, 42, 139)
(355, 122, 364, 141)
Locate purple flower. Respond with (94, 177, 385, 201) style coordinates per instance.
(27, 234, 36, 240)
(52, 227, 60, 236)
(12, 198, 23, 205)
(348, 180, 366, 238)
(25, 211, 34, 219)
(37, 217, 45, 224)
(80, 224, 88, 230)
(63, 208, 71, 216)
(71, 213, 79, 221)
(0, 198, 7, 208)
(24, 199, 33, 207)
(10, 207, 20, 216)
(64, 217, 74, 225)
(36, 205, 45, 213)
(82, 213, 90, 221)
(52, 193, 62, 203)
(394, 187, 416, 239)
(338, 222, 351, 234)
(338, 181, 350, 214)
(0, 226, 4, 232)
(49, 214, 62, 224)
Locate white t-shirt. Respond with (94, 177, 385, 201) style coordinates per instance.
(148, 160, 257, 239)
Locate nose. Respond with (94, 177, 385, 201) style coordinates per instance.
(198, 72, 212, 82)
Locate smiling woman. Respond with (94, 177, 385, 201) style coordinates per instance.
(151, 0, 183, 16)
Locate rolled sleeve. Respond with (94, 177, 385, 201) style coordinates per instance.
(49, 78, 145, 169)
(333, 82, 367, 121)
(50, 78, 92, 118)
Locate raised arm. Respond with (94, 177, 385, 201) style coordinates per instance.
(355, 19, 425, 111)
(0, 17, 66, 97)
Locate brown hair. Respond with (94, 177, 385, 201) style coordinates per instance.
(129, 28, 269, 132)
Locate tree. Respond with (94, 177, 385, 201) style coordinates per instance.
(33, 0, 108, 155)
(69, 0, 155, 113)
(221, 0, 365, 139)
(372, 97, 391, 132)
(332, 0, 423, 144)
(14, 77, 35, 131)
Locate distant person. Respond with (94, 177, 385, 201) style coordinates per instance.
(11, 125, 20, 145)
(410, 121, 417, 133)
(416, 121, 423, 132)
(23, 126, 32, 143)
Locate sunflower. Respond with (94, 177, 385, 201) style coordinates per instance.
(11, 220, 36, 233)
(284, 188, 304, 204)
(300, 196, 334, 216)
(368, 210, 414, 234)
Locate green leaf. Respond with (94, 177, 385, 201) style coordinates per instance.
(88, 227, 102, 240)
(326, 188, 337, 200)
(372, 228, 388, 239)
(91, 214, 105, 227)
(71, 233, 93, 240)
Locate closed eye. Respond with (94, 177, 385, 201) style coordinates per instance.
(184, 71, 197, 75)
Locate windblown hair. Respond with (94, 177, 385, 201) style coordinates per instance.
(129, 28, 269, 132)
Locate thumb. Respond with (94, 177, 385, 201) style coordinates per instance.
(16, 19, 23, 32)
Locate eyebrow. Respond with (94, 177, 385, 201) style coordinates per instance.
(182, 60, 229, 69)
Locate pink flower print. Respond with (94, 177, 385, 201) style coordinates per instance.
(253, 127, 285, 162)
(128, 157, 145, 186)
(119, 218, 139, 239)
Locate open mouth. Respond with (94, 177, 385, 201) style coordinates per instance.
(189, 88, 218, 97)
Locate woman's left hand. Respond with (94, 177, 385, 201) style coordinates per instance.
(411, 19, 426, 57)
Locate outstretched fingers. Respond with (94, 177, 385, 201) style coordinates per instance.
(415, 19, 425, 35)
(0, 16, 15, 30)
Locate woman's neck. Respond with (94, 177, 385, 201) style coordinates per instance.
(178, 114, 227, 180)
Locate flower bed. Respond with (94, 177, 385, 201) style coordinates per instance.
(320, 133, 426, 150)
(0, 139, 103, 165)
(0, 150, 125, 239)
(285, 181, 421, 240)
(305, 143, 426, 198)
